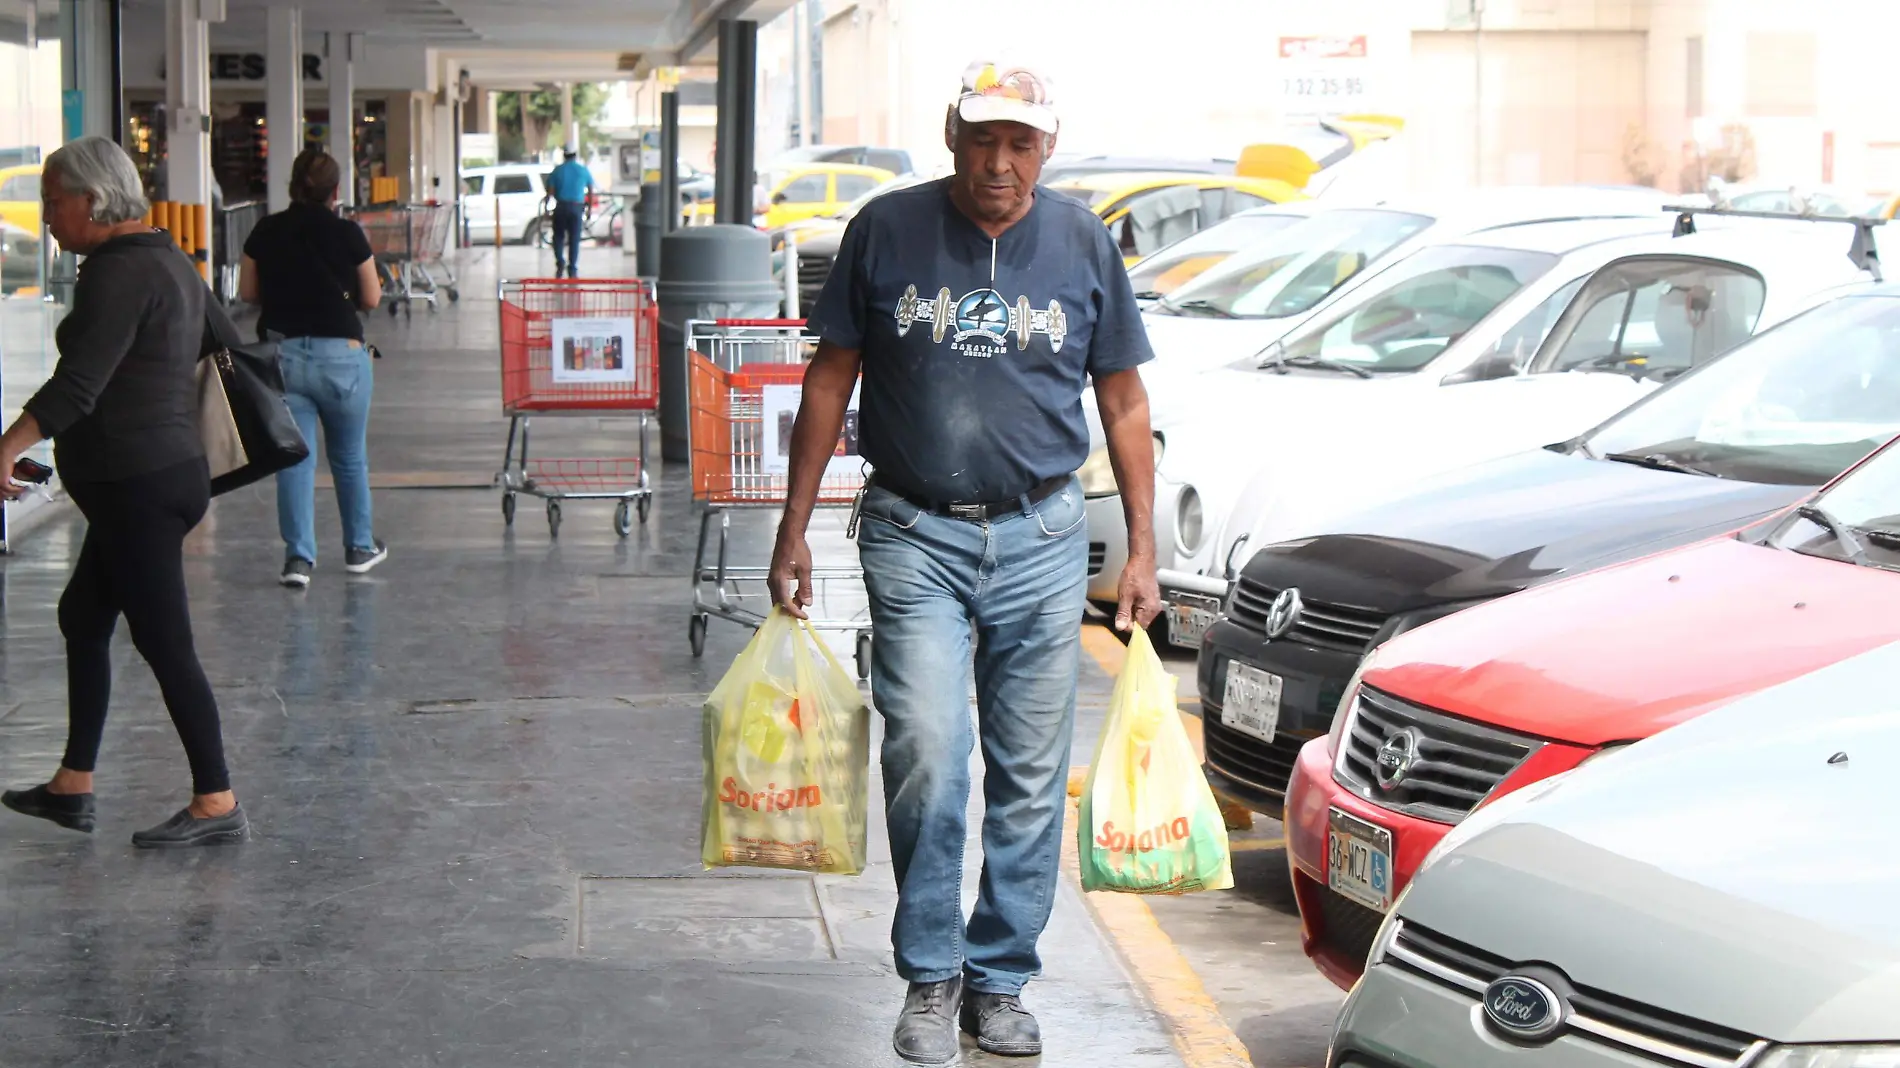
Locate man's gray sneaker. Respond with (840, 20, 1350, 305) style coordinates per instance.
(280, 558, 313, 588)
(893, 977, 963, 1064)
(344, 540, 388, 574)
(961, 990, 1041, 1057)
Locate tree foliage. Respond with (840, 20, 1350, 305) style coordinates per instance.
(497, 83, 612, 160)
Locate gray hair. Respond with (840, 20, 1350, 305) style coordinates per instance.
(46, 135, 150, 224)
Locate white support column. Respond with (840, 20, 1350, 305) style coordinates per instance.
(165, 0, 213, 211)
(59, 0, 118, 141)
(265, 6, 303, 212)
(559, 81, 574, 151)
(328, 32, 358, 206)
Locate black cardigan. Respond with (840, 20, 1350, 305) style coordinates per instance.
(25, 231, 207, 483)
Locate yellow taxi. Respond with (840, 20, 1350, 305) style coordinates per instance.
(755, 162, 896, 230)
(0, 164, 41, 234)
(1046, 171, 1307, 265)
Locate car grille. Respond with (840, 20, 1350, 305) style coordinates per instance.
(1201, 712, 1305, 806)
(1088, 542, 1106, 576)
(1387, 921, 1763, 1067)
(1335, 687, 1541, 824)
(1317, 883, 1384, 970)
(797, 252, 834, 288)
(1227, 576, 1388, 652)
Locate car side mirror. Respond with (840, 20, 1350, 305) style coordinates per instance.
(772, 191, 790, 204)
(1442, 347, 1519, 386)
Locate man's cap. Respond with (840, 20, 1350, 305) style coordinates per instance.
(563, 144, 578, 157)
(955, 61, 1058, 135)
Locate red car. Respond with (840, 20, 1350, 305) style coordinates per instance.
(1284, 434, 1900, 991)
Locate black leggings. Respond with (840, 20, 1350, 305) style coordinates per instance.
(59, 458, 229, 795)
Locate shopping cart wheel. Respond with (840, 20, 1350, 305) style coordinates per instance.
(637, 494, 652, 523)
(546, 499, 563, 537)
(689, 614, 707, 657)
(447, 287, 460, 303)
(387, 299, 399, 317)
(613, 500, 634, 538)
(501, 492, 516, 526)
(855, 633, 873, 681)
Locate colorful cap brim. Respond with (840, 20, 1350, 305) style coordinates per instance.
(957, 95, 1059, 135)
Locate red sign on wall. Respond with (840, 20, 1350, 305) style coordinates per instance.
(1279, 36, 1369, 60)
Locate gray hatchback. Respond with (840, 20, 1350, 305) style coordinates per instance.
(1328, 639, 1900, 1068)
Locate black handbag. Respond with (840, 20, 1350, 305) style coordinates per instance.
(199, 297, 310, 496)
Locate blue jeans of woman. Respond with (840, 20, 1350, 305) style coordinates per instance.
(854, 476, 1089, 996)
(275, 336, 374, 565)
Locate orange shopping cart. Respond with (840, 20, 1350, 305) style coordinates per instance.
(687, 318, 873, 678)
(498, 278, 661, 537)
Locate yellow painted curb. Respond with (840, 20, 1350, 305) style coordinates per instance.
(1070, 622, 1254, 1068)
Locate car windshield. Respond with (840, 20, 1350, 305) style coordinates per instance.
(1050, 184, 1117, 209)
(1130, 213, 1304, 299)
(1582, 296, 1900, 484)
(842, 174, 925, 216)
(1772, 427, 1900, 570)
(1248, 243, 1558, 374)
(1160, 209, 1434, 319)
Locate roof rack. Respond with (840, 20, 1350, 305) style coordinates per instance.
(1662, 204, 1885, 282)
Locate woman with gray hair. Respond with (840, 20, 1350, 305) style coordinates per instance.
(0, 134, 247, 848)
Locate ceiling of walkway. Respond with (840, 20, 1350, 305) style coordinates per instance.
(125, 0, 792, 66)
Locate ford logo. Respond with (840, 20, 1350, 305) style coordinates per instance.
(1483, 975, 1565, 1041)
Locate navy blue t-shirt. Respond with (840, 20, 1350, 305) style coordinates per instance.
(806, 178, 1153, 503)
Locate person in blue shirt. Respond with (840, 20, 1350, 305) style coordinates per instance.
(544, 146, 594, 278)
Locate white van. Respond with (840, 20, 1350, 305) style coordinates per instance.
(462, 164, 551, 245)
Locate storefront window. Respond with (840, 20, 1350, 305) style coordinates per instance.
(127, 97, 388, 204)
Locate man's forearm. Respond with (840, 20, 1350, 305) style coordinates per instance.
(1097, 372, 1156, 559)
(779, 353, 859, 537)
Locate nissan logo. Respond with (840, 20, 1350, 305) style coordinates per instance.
(1264, 587, 1302, 638)
(1373, 727, 1423, 791)
(1483, 975, 1566, 1041)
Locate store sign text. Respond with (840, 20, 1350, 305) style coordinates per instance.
(208, 53, 324, 82)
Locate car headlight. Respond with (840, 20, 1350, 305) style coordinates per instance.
(1176, 485, 1204, 553)
(1327, 660, 1371, 757)
(1413, 770, 1576, 881)
(1754, 1048, 1900, 1068)
(1076, 433, 1167, 499)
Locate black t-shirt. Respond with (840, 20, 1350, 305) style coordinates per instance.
(244, 203, 374, 341)
(806, 179, 1153, 502)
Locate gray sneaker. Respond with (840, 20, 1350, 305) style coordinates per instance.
(280, 558, 313, 588)
(893, 978, 963, 1064)
(344, 540, 388, 574)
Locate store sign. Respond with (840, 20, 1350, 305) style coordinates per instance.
(207, 52, 324, 82)
(1279, 35, 1372, 117)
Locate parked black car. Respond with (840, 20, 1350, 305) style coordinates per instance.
(1195, 287, 1900, 813)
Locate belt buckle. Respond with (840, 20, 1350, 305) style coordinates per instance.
(947, 502, 985, 521)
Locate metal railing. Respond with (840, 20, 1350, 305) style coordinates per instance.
(213, 200, 267, 305)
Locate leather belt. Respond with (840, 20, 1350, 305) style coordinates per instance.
(883, 475, 1070, 522)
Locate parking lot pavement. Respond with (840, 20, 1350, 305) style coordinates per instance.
(1078, 632, 1344, 1068)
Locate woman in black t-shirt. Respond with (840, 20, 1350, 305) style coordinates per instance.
(241, 149, 387, 588)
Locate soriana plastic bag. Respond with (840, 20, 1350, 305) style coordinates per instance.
(1079, 628, 1234, 894)
(701, 609, 870, 875)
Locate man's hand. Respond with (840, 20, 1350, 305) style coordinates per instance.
(1116, 549, 1162, 632)
(769, 531, 814, 619)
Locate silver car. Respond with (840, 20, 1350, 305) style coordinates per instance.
(1330, 639, 1900, 1068)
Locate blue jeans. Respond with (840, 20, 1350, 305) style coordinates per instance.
(855, 476, 1089, 995)
(551, 201, 584, 275)
(275, 336, 375, 565)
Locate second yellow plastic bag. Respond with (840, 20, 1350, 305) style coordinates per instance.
(701, 609, 870, 875)
(1078, 627, 1234, 894)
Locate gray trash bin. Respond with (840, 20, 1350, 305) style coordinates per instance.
(634, 182, 665, 278)
(656, 225, 782, 462)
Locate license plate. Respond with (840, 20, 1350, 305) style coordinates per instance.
(1166, 594, 1220, 647)
(1327, 807, 1394, 912)
(1220, 662, 1282, 743)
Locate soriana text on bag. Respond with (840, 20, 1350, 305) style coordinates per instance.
(701, 609, 870, 876)
(1078, 628, 1234, 894)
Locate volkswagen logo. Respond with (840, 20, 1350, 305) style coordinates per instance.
(1264, 587, 1303, 638)
(1373, 727, 1423, 791)
(1483, 975, 1566, 1041)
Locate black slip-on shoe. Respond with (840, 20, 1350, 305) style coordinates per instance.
(131, 805, 248, 849)
(961, 990, 1042, 1057)
(892, 977, 962, 1064)
(1, 784, 95, 833)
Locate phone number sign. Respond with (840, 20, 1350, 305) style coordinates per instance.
(1279, 35, 1373, 115)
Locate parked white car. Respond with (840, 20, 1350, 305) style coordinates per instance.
(1081, 188, 1678, 608)
(1333, 641, 1900, 1068)
(1124, 217, 1882, 642)
(463, 164, 554, 245)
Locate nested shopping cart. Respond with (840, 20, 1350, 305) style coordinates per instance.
(498, 278, 660, 537)
(349, 203, 460, 317)
(686, 318, 874, 678)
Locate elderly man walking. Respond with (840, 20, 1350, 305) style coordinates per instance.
(769, 61, 1161, 1063)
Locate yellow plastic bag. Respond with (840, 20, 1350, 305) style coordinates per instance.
(1078, 627, 1234, 894)
(701, 609, 870, 875)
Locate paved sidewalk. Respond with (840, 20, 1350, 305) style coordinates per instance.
(0, 245, 1185, 1067)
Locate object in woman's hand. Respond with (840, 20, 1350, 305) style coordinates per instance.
(11, 457, 53, 484)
